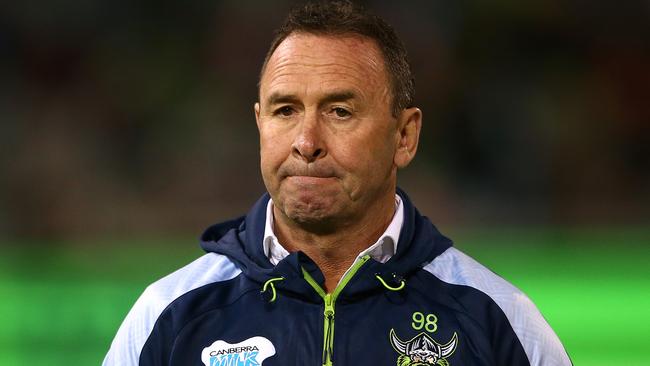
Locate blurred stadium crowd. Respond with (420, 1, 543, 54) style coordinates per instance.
(1, 0, 648, 240)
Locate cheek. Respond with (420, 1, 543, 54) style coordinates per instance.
(334, 131, 396, 197)
(338, 130, 395, 170)
(259, 148, 283, 196)
(260, 144, 282, 173)
(259, 128, 291, 173)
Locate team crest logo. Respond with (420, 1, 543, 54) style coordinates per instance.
(201, 336, 275, 366)
(389, 329, 458, 366)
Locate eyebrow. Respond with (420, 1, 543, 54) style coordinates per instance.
(319, 91, 356, 105)
(266, 91, 357, 106)
(267, 92, 299, 105)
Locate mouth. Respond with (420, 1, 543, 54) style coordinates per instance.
(286, 175, 337, 184)
(280, 163, 339, 182)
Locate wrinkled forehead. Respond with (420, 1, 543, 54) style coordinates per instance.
(259, 33, 390, 99)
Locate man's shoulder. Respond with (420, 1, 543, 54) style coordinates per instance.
(422, 247, 522, 300)
(102, 253, 242, 366)
(421, 247, 571, 365)
(143, 252, 241, 305)
(421, 247, 541, 328)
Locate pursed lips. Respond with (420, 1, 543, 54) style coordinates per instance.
(281, 167, 340, 187)
(285, 175, 337, 185)
(287, 175, 335, 180)
(279, 163, 339, 181)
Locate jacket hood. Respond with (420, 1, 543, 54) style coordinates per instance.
(200, 188, 453, 300)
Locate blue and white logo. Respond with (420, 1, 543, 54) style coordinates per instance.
(201, 336, 275, 366)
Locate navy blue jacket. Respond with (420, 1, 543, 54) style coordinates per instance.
(103, 191, 571, 366)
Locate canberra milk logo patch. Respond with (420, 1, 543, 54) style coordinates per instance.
(389, 329, 458, 366)
(201, 336, 275, 366)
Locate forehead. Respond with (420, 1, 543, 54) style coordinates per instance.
(260, 33, 389, 100)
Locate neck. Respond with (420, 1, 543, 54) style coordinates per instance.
(273, 191, 396, 293)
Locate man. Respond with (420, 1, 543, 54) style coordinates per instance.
(104, 1, 572, 365)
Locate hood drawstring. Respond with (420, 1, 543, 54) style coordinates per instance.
(263, 274, 404, 301)
(261, 277, 285, 302)
(375, 273, 406, 291)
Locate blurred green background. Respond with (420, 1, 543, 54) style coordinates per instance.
(1, 0, 648, 365)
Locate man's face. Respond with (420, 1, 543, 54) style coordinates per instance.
(255, 33, 406, 230)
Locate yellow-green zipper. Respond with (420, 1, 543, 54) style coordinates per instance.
(302, 255, 371, 366)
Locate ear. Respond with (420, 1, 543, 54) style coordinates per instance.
(254, 102, 261, 130)
(393, 107, 422, 168)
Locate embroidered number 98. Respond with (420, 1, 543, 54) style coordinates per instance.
(411, 312, 438, 333)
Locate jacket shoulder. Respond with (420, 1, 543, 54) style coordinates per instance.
(423, 247, 571, 366)
(102, 252, 241, 366)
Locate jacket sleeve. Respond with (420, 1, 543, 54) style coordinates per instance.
(102, 285, 162, 366)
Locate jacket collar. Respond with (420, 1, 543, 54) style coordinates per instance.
(200, 188, 453, 300)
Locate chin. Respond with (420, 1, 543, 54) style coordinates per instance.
(284, 195, 335, 220)
(280, 196, 346, 234)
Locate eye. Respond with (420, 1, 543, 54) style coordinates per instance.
(331, 107, 351, 119)
(274, 106, 295, 117)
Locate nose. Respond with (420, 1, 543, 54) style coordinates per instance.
(292, 113, 327, 162)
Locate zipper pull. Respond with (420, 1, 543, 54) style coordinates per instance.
(324, 294, 334, 315)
